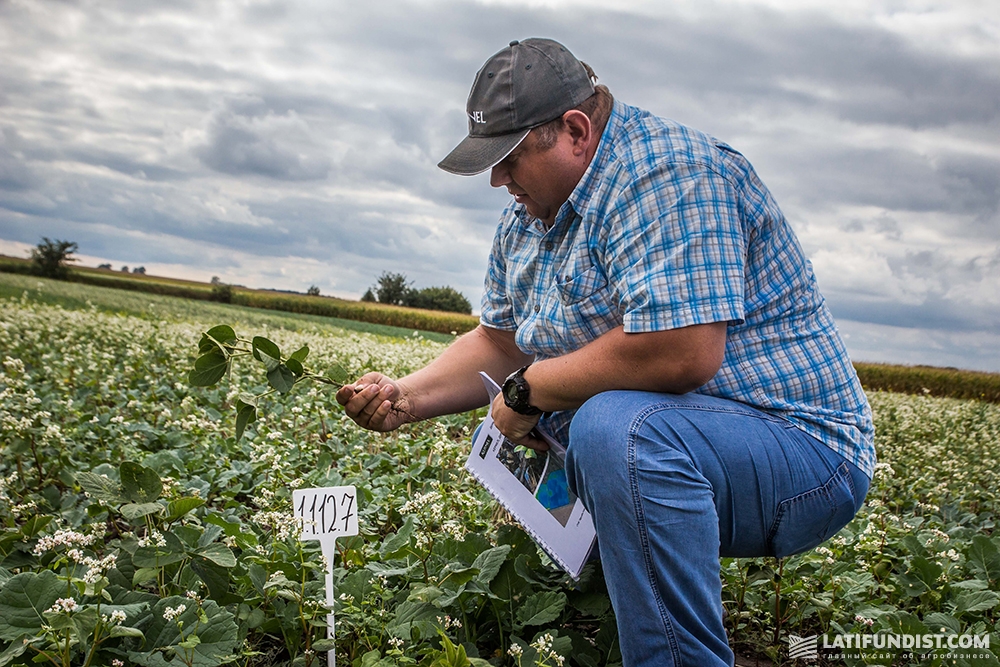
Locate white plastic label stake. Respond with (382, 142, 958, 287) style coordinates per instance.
(294, 486, 359, 667)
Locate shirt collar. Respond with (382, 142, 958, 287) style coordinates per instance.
(564, 98, 626, 220)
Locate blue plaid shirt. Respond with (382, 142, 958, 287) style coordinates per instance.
(481, 100, 875, 477)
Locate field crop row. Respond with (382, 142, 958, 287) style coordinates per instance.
(1, 289, 999, 666)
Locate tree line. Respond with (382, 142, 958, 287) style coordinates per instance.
(361, 272, 472, 314)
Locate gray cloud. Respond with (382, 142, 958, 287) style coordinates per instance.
(195, 97, 332, 180)
(1, 0, 998, 371)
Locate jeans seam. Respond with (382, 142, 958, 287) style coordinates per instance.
(766, 462, 852, 548)
(628, 404, 684, 666)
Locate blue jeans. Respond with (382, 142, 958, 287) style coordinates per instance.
(565, 391, 869, 667)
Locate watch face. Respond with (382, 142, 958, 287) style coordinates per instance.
(504, 382, 519, 403)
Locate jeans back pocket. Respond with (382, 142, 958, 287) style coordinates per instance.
(768, 462, 857, 558)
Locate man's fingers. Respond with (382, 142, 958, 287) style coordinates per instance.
(516, 432, 550, 452)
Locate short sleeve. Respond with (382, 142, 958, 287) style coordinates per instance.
(606, 161, 746, 332)
(479, 218, 518, 331)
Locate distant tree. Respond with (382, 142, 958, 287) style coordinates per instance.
(97, 263, 112, 270)
(211, 276, 221, 285)
(307, 285, 321, 296)
(373, 272, 412, 306)
(132, 266, 146, 275)
(361, 288, 376, 302)
(30, 238, 78, 280)
(404, 286, 473, 314)
(211, 282, 233, 303)
(121, 266, 129, 273)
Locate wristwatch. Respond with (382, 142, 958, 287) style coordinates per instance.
(502, 366, 542, 416)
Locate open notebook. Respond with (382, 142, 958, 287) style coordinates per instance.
(465, 372, 597, 579)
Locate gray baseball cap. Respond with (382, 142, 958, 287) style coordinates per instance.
(437, 38, 595, 176)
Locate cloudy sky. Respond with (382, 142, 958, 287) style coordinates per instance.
(1, 0, 998, 371)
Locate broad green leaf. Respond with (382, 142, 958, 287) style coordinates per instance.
(472, 545, 511, 586)
(195, 543, 237, 568)
(18, 515, 53, 538)
(266, 363, 296, 393)
(190, 560, 231, 602)
(108, 625, 146, 640)
(165, 497, 206, 523)
(128, 596, 238, 667)
(251, 336, 281, 364)
(121, 502, 164, 520)
(120, 461, 162, 503)
(289, 345, 309, 363)
(951, 590, 1000, 616)
(0, 634, 30, 667)
(198, 325, 237, 354)
(380, 516, 416, 558)
(132, 530, 186, 568)
(76, 471, 127, 504)
(326, 363, 349, 385)
(0, 570, 63, 641)
(385, 600, 441, 640)
(923, 612, 961, 634)
(516, 591, 567, 627)
(189, 351, 229, 387)
(234, 400, 257, 442)
(968, 535, 1000, 584)
(285, 357, 304, 376)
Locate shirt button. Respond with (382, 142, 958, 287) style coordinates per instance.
(545, 241, 554, 251)
(534, 305, 540, 313)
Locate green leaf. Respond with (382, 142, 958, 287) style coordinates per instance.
(128, 596, 238, 667)
(0, 634, 31, 667)
(951, 590, 1000, 616)
(121, 502, 164, 520)
(289, 345, 309, 363)
(968, 535, 1000, 584)
(380, 516, 416, 558)
(18, 515, 53, 539)
(266, 363, 296, 394)
(472, 545, 511, 586)
(165, 497, 206, 523)
(132, 531, 186, 568)
(189, 351, 229, 387)
(190, 560, 231, 602)
(516, 591, 567, 627)
(251, 336, 281, 364)
(385, 600, 441, 640)
(76, 471, 126, 504)
(326, 363, 349, 385)
(234, 400, 257, 442)
(285, 358, 304, 376)
(198, 326, 237, 354)
(108, 625, 146, 640)
(120, 461, 162, 503)
(0, 570, 63, 641)
(195, 544, 237, 568)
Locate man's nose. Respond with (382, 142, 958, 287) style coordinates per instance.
(490, 162, 510, 188)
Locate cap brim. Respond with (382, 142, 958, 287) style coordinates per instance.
(437, 129, 530, 176)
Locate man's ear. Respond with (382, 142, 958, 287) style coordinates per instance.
(561, 110, 592, 155)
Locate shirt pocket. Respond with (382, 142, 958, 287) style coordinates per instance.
(556, 264, 608, 305)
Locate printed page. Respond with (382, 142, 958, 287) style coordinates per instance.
(466, 373, 596, 578)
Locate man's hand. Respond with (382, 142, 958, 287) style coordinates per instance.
(491, 393, 549, 451)
(336, 372, 414, 432)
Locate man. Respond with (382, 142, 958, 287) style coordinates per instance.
(337, 38, 874, 666)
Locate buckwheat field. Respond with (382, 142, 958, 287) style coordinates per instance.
(1, 275, 998, 667)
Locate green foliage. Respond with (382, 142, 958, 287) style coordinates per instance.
(374, 271, 412, 306)
(30, 238, 78, 280)
(306, 285, 321, 297)
(856, 362, 1000, 404)
(3, 290, 1000, 666)
(209, 283, 232, 304)
(405, 286, 473, 315)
